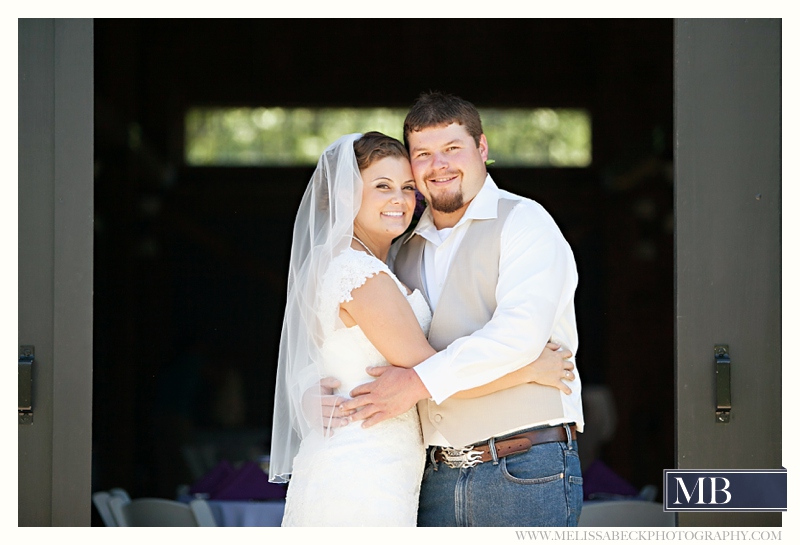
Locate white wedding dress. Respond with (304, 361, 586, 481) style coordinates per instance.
(281, 248, 432, 527)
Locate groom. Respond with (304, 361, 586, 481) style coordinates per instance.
(341, 91, 584, 526)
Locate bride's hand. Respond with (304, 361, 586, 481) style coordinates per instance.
(525, 342, 575, 395)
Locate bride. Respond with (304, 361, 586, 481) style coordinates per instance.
(269, 132, 574, 526)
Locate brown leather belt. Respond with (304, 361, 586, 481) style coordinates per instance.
(433, 424, 577, 468)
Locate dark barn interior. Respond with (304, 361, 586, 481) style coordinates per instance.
(91, 19, 675, 516)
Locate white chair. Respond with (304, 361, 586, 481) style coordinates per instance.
(92, 488, 133, 526)
(109, 495, 217, 527)
(578, 500, 676, 527)
(92, 491, 117, 526)
(110, 487, 132, 501)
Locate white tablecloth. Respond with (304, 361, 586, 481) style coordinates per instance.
(207, 500, 285, 527)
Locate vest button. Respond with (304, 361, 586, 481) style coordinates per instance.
(434, 414, 443, 423)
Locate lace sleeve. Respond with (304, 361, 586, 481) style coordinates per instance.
(319, 249, 404, 333)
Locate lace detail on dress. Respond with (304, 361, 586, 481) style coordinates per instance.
(319, 248, 408, 335)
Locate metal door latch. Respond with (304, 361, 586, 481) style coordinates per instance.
(19, 345, 34, 425)
(715, 345, 731, 423)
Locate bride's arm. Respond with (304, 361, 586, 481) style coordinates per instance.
(339, 272, 436, 368)
(451, 343, 574, 398)
(341, 273, 573, 397)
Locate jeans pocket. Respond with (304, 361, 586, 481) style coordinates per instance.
(500, 452, 565, 485)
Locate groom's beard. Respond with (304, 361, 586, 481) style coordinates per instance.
(425, 175, 464, 214)
(430, 191, 464, 213)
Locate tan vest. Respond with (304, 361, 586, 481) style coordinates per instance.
(394, 198, 565, 447)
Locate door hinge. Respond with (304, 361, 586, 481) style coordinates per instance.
(19, 345, 34, 425)
(715, 344, 731, 423)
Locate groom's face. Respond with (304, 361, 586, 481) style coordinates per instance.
(407, 123, 488, 222)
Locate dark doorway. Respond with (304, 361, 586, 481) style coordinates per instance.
(92, 19, 674, 512)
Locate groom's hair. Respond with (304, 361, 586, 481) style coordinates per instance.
(353, 132, 409, 171)
(403, 91, 484, 148)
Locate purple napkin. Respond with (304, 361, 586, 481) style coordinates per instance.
(189, 460, 235, 496)
(583, 459, 640, 501)
(210, 461, 287, 501)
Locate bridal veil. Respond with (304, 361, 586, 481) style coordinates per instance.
(269, 133, 363, 483)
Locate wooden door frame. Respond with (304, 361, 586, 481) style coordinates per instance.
(674, 18, 782, 526)
(18, 18, 94, 527)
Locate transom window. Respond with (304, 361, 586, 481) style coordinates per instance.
(185, 107, 591, 168)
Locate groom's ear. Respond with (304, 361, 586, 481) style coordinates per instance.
(478, 134, 489, 162)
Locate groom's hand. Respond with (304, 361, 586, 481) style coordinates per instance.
(303, 377, 355, 431)
(341, 366, 430, 428)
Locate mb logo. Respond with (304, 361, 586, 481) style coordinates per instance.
(673, 476, 731, 505)
(663, 469, 786, 512)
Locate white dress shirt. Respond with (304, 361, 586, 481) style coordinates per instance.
(406, 174, 582, 433)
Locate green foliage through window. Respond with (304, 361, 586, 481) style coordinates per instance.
(185, 107, 591, 167)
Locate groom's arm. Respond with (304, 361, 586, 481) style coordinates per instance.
(344, 200, 578, 426)
(416, 200, 578, 404)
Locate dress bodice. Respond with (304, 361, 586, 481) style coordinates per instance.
(282, 247, 430, 527)
(318, 248, 432, 395)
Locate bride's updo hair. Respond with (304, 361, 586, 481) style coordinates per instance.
(353, 131, 409, 171)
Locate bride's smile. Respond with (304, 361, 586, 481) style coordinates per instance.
(352, 156, 416, 257)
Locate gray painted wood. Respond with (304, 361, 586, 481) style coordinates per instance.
(18, 18, 93, 527)
(19, 17, 56, 527)
(675, 19, 781, 526)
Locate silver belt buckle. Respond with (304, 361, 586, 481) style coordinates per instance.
(439, 445, 484, 469)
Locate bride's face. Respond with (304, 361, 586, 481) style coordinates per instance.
(354, 156, 416, 242)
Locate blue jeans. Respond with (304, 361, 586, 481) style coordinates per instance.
(417, 427, 583, 527)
